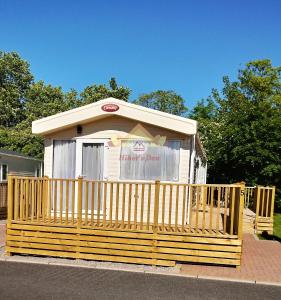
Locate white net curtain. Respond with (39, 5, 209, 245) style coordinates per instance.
(120, 140, 180, 181)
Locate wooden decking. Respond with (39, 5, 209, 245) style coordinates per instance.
(6, 176, 246, 267)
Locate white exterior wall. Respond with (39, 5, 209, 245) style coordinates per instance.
(43, 115, 192, 225)
(44, 115, 191, 183)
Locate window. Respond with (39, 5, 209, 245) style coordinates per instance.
(1, 164, 8, 181)
(53, 140, 76, 178)
(120, 140, 180, 181)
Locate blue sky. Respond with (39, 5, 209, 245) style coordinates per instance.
(1, 0, 280, 108)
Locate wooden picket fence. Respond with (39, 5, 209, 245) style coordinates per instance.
(6, 176, 246, 267)
(253, 186, 275, 234)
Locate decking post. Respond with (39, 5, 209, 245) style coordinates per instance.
(270, 186, 275, 220)
(7, 175, 13, 227)
(238, 182, 245, 240)
(255, 186, 261, 234)
(6, 175, 13, 256)
(152, 180, 160, 266)
(153, 180, 160, 233)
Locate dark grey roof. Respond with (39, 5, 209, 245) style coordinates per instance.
(0, 149, 42, 161)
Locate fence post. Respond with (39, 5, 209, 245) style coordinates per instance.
(77, 176, 83, 229)
(238, 183, 245, 240)
(7, 175, 13, 227)
(255, 186, 261, 233)
(153, 180, 160, 233)
(152, 180, 160, 266)
(270, 186, 276, 220)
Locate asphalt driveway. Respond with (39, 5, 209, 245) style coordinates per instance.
(0, 261, 280, 300)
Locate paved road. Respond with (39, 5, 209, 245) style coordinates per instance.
(0, 261, 280, 300)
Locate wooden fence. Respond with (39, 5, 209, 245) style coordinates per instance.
(0, 181, 8, 219)
(6, 176, 245, 267)
(253, 186, 275, 234)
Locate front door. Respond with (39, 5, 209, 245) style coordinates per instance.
(76, 139, 106, 180)
(76, 139, 107, 212)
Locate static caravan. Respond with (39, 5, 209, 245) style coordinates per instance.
(32, 98, 206, 224)
(6, 98, 246, 267)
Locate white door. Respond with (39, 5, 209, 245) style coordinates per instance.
(76, 139, 108, 180)
(76, 139, 108, 212)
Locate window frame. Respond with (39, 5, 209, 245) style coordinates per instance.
(0, 164, 8, 181)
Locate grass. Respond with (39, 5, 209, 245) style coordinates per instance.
(258, 213, 281, 242)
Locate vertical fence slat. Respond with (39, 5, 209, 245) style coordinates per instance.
(265, 188, 270, 217)
(77, 177, 83, 228)
(91, 181, 95, 226)
(175, 185, 179, 230)
(168, 184, 173, 230)
(115, 183, 119, 227)
(202, 186, 207, 233)
(72, 180, 75, 225)
(7, 176, 13, 226)
(66, 180, 69, 224)
(188, 186, 193, 232)
(25, 180, 29, 221)
(153, 180, 160, 233)
(195, 186, 200, 233)
(146, 184, 151, 230)
(121, 183, 126, 229)
(103, 182, 107, 226)
(53, 180, 57, 223)
(97, 182, 101, 226)
(140, 184, 145, 230)
(209, 187, 214, 232)
(134, 184, 138, 229)
(31, 179, 35, 222)
(270, 187, 275, 220)
(181, 185, 187, 232)
(230, 187, 235, 235)
(223, 187, 228, 234)
(14, 178, 19, 221)
(59, 179, 63, 224)
(216, 187, 221, 234)
(110, 182, 114, 227)
(161, 184, 166, 229)
(128, 183, 132, 229)
(85, 181, 89, 225)
(238, 184, 245, 239)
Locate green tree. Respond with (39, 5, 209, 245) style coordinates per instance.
(192, 59, 281, 210)
(80, 77, 130, 105)
(24, 81, 73, 124)
(0, 51, 33, 127)
(134, 90, 187, 116)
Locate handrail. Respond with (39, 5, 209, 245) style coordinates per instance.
(7, 175, 245, 238)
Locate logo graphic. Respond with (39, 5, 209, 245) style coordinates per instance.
(101, 104, 119, 112)
(131, 140, 147, 154)
(107, 123, 166, 161)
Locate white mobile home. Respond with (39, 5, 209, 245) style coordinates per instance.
(32, 98, 207, 224)
(32, 97, 206, 184)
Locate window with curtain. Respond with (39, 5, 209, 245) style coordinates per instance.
(120, 140, 180, 181)
(53, 140, 76, 179)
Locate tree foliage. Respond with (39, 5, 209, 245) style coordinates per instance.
(80, 77, 130, 105)
(0, 52, 131, 158)
(0, 51, 33, 127)
(190, 59, 281, 210)
(134, 90, 187, 116)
